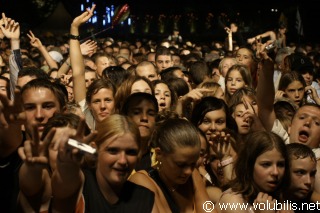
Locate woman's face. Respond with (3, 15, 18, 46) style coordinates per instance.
(154, 83, 172, 111)
(221, 58, 236, 77)
(226, 70, 246, 96)
(159, 146, 200, 187)
(89, 88, 115, 122)
(131, 80, 152, 94)
(283, 80, 304, 106)
(96, 133, 139, 187)
(235, 48, 254, 68)
(253, 148, 285, 193)
(198, 109, 227, 141)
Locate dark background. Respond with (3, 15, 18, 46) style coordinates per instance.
(0, 0, 319, 45)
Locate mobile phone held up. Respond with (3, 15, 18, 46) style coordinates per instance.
(68, 138, 96, 155)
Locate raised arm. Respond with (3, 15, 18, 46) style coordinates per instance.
(0, 13, 22, 100)
(57, 40, 97, 79)
(51, 118, 96, 213)
(27, 31, 58, 69)
(70, 5, 96, 103)
(256, 41, 277, 131)
(247, 31, 276, 44)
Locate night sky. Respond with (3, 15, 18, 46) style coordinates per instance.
(0, 0, 319, 43)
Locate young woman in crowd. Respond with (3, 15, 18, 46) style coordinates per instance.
(129, 118, 211, 212)
(152, 79, 176, 112)
(276, 71, 307, 108)
(51, 114, 158, 212)
(191, 96, 238, 141)
(234, 47, 258, 88)
(68, 5, 116, 130)
(224, 64, 253, 105)
(215, 131, 289, 213)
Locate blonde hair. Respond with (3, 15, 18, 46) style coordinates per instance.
(95, 114, 141, 151)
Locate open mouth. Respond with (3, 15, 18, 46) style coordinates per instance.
(159, 102, 166, 108)
(298, 130, 309, 142)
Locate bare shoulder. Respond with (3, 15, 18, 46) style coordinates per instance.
(128, 170, 158, 193)
(218, 190, 244, 203)
(215, 190, 250, 213)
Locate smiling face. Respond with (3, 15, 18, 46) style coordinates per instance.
(198, 109, 227, 141)
(253, 148, 285, 193)
(289, 105, 320, 148)
(96, 133, 139, 187)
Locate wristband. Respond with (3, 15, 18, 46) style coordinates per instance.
(218, 157, 233, 168)
(68, 34, 80, 40)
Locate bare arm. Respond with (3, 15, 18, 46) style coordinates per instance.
(51, 118, 96, 213)
(0, 13, 21, 100)
(17, 126, 54, 211)
(69, 9, 96, 103)
(247, 31, 276, 44)
(192, 169, 213, 212)
(256, 42, 277, 131)
(27, 31, 58, 69)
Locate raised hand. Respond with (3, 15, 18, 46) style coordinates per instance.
(208, 130, 231, 160)
(0, 90, 25, 129)
(305, 85, 320, 104)
(27, 30, 43, 49)
(0, 13, 20, 40)
(71, 4, 96, 29)
(54, 118, 97, 165)
(80, 39, 97, 56)
(18, 125, 55, 165)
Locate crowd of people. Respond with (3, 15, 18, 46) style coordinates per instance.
(1, 4, 320, 213)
